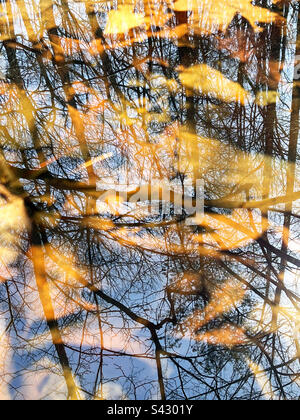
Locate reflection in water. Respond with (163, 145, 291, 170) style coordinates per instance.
(0, 0, 299, 400)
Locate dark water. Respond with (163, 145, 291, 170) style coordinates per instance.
(0, 0, 299, 400)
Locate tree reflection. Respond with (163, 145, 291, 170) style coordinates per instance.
(0, 0, 299, 400)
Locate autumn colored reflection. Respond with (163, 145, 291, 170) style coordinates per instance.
(0, 0, 299, 400)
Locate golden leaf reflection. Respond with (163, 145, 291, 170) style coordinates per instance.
(104, 5, 145, 35)
(0, 320, 11, 400)
(0, 0, 297, 401)
(172, 0, 282, 33)
(182, 280, 247, 347)
(195, 325, 246, 347)
(179, 64, 251, 104)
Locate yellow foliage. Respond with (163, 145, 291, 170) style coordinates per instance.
(186, 280, 246, 330)
(256, 90, 279, 106)
(79, 152, 113, 171)
(199, 280, 246, 325)
(0, 319, 11, 400)
(172, 0, 282, 32)
(199, 210, 264, 251)
(0, 188, 28, 269)
(180, 279, 247, 348)
(104, 5, 145, 35)
(179, 64, 250, 104)
(247, 359, 277, 399)
(195, 325, 246, 347)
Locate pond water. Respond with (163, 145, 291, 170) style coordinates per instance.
(0, 0, 299, 400)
